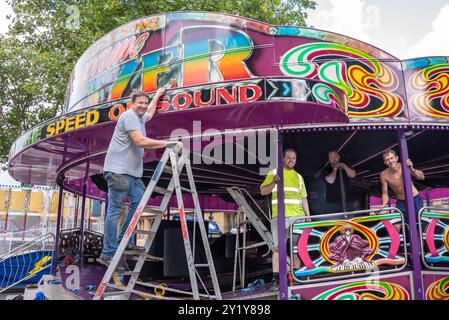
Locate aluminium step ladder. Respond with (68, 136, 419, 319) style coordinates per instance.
(227, 187, 274, 290)
(94, 144, 221, 300)
(227, 187, 274, 251)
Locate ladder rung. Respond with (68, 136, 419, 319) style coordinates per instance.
(144, 208, 165, 215)
(135, 229, 155, 235)
(163, 166, 172, 174)
(180, 187, 194, 193)
(145, 254, 163, 261)
(194, 264, 211, 268)
(124, 249, 147, 255)
(121, 271, 140, 276)
(102, 290, 129, 297)
(154, 186, 171, 195)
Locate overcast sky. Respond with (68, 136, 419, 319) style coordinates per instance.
(1, 0, 449, 184)
(2, 0, 449, 58)
(307, 0, 449, 59)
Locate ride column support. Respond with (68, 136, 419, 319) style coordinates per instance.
(397, 130, 424, 300)
(51, 181, 65, 275)
(79, 161, 90, 263)
(277, 130, 288, 300)
(4, 188, 12, 232)
(79, 177, 88, 263)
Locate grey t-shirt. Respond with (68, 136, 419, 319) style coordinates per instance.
(103, 109, 148, 178)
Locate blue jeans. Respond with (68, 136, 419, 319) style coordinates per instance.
(101, 172, 145, 259)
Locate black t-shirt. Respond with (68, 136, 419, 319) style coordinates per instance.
(324, 165, 350, 203)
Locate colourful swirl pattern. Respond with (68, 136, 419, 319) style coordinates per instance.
(280, 42, 403, 118)
(426, 277, 449, 300)
(312, 281, 410, 300)
(445, 227, 449, 251)
(311, 83, 347, 113)
(408, 63, 449, 118)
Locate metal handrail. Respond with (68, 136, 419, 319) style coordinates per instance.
(227, 186, 273, 244)
(0, 227, 56, 256)
(0, 232, 55, 293)
(288, 207, 407, 284)
(238, 187, 271, 224)
(0, 233, 55, 261)
(418, 206, 449, 271)
(228, 186, 273, 291)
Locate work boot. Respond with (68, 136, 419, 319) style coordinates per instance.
(125, 243, 142, 251)
(270, 279, 279, 291)
(98, 255, 126, 272)
(117, 255, 130, 272)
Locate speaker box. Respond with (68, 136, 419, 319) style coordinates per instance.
(163, 221, 209, 277)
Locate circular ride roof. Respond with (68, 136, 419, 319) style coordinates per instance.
(8, 12, 449, 200)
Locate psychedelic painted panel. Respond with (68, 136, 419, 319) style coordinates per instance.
(292, 212, 406, 283)
(403, 57, 449, 121)
(423, 272, 449, 300)
(311, 280, 410, 300)
(420, 209, 449, 268)
(277, 41, 406, 119)
(289, 272, 413, 300)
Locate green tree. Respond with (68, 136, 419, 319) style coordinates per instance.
(0, 0, 316, 163)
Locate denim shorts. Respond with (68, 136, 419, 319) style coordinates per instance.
(395, 195, 423, 223)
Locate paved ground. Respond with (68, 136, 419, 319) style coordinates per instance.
(0, 291, 24, 300)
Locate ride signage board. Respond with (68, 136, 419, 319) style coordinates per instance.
(20, 77, 346, 147)
(64, 12, 449, 122)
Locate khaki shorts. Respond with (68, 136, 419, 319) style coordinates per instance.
(271, 216, 302, 248)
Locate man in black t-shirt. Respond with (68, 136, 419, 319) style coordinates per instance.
(324, 150, 357, 213)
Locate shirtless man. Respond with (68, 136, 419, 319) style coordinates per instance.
(379, 149, 425, 231)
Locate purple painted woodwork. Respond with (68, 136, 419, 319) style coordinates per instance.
(397, 130, 424, 300)
(370, 188, 449, 206)
(276, 132, 288, 300)
(51, 185, 65, 275)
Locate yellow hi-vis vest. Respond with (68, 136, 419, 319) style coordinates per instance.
(260, 168, 307, 218)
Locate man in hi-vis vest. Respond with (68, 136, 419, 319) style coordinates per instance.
(260, 148, 311, 290)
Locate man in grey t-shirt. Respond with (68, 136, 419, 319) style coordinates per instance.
(99, 88, 182, 271)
